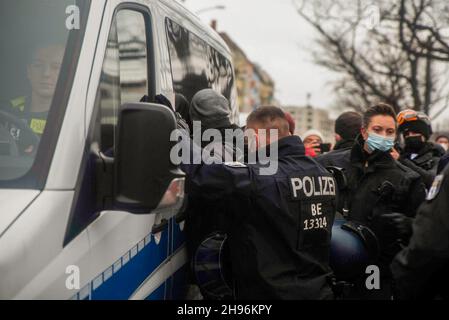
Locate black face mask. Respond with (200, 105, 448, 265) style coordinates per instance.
(405, 135, 425, 152)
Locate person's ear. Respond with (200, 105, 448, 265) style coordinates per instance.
(361, 127, 369, 141)
(335, 133, 342, 142)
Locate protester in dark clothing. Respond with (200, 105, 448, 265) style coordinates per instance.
(391, 165, 449, 300)
(189, 88, 243, 157)
(175, 93, 191, 130)
(396, 109, 444, 189)
(333, 111, 362, 151)
(183, 89, 243, 299)
(317, 103, 426, 299)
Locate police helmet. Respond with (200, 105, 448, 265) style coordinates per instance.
(330, 220, 380, 281)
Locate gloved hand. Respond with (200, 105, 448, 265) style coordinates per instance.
(175, 111, 190, 136)
(154, 94, 190, 135)
(378, 212, 413, 241)
(399, 157, 435, 188)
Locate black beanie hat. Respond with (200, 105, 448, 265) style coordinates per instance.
(399, 120, 431, 140)
(335, 111, 363, 140)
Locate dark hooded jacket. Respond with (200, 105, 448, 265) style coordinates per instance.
(399, 142, 445, 189)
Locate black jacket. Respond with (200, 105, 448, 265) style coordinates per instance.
(317, 136, 426, 265)
(182, 136, 336, 300)
(391, 165, 449, 299)
(333, 138, 355, 151)
(184, 123, 242, 269)
(437, 151, 449, 174)
(399, 142, 445, 189)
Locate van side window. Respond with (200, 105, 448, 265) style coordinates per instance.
(165, 19, 237, 121)
(97, 10, 149, 154)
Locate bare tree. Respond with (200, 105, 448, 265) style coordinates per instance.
(294, 0, 449, 118)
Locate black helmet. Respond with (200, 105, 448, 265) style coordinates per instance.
(397, 109, 433, 140)
(330, 220, 380, 281)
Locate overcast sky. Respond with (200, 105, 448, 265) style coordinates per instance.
(182, 0, 339, 112)
(181, 0, 449, 125)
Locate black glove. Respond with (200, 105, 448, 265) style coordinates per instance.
(378, 212, 413, 241)
(175, 111, 190, 136)
(155, 94, 173, 109)
(399, 158, 435, 188)
(154, 94, 190, 135)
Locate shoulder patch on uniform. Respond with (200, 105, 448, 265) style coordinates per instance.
(10, 96, 26, 111)
(426, 174, 444, 201)
(223, 162, 247, 168)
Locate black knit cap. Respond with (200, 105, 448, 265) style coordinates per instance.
(335, 111, 363, 140)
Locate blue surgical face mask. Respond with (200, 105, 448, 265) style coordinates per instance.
(366, 132, 395, 152)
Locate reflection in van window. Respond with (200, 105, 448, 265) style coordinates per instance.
(97, 10, 149, 154)
(165, 19, 237, 123)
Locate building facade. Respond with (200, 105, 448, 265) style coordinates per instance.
(217, 27, 275, 114)
(283, 105, 335, 144)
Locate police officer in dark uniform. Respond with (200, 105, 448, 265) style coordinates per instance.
(316, 103, 426, 299)
(396, 109, 445, 189)
(0, 44, 64, 154)
(179, 106, 337, 299)
(391, 165, 449, 300)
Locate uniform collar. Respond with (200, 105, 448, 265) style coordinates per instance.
(334, 139, 355, 151)
(276, 135, 306, 158)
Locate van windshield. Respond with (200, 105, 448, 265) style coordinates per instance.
(0, 0, 90, 189)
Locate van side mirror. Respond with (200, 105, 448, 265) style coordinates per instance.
(114, 103, 185, 213)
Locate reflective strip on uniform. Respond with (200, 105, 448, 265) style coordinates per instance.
(10, 96, 26, 112)
(30, 118, 46, 134)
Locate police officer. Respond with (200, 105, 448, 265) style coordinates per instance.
(396, 109, 445, 189)
(179, 106, 337, 299)
(181, 89, 243, 299)
(0, 44, 64, 154)
(316, 103, 426, 299)
(391, 165, 449, 300)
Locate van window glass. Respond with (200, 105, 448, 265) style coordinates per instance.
(165, 19, 237, 122)
(0, 0, 90, 188)
(97, 10, 149, 154)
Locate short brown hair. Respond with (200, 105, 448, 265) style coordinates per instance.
(247, 106, 290, 135)
(363, 103, 397, 128)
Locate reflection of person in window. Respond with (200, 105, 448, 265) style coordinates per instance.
(2, 44, 64, 154)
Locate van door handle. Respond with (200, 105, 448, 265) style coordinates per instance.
(152, 219, 169, 234)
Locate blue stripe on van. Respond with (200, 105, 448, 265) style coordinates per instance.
(71, 223, 170, 300)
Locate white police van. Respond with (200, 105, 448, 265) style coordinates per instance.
(0, 0, 238, 299)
